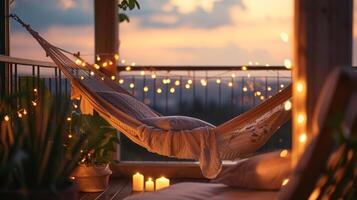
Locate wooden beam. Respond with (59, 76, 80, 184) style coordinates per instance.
(0, 0, 10, 98)
(94, 0, 118, 76)
(292, 0, 353, 165)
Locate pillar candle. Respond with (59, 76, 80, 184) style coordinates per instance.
(155, 177, 170, 190)
(145, 178, 154, 192)
(132, 172, 144, 192)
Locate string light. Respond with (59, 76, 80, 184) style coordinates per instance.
(299, 133, 307, 143)
(101, 77, 105, 81)
(185, 84, 191, 89)
(121, 60, 126, 64)
(216, 79, 221, 84)
(67, 117, 72, 121)
(68, 134, 73, 138)
(81, 62, 86, 67)
(109, 61, 113, 65)
(228, 82, 233, 87)
(33, 88, 38, 92)
(143, 86, 149, 92)
(280, 149, 288, 158)
(32, 101, 37, 106)
(247, 73, 251, 78)
(175, 80, 180, 86)
(231, 73, 235, 78)
(73, 104, 78, 109)
(129, 83, 135, 88)
(119, 79, 124, 84)
(284, 100, 292, 111)
(140, 71, 145, 76)
(284, 59, 292, 69)
(156, 88, 162, 94)
(267, 86, 272, 91)
(297, 114, 305, 124)
(296, 82, 304, 93)
(187, 79, 193, 84)
(280, 84, 284, 88)
(170, 87, 175, 93)
(125, 66, 131, 71)
(242, 66, 247, 71)
(265, 64, 270, 67)
(131, 62, 136, 66)
(90, 71, 95, 76)
(282, 178, 289, 186)
(111, 75, 116, 80)
(162, 79, 168, 84)
(94, 64, 100, 70)
(23, 109, 27, 115)
(18, 112, 22, 118)
(80, 76, 85, 80)
(200, 79, 207, 86)
(242, 87, 248, 92)
(75, 59, 82, 65)
(255, 91, 262, 96)
(248, 61, 253, 65)
(102, 62, 108, 67)
(260, 96, 265, 100)
(255, 62, 259, 65)
(96, 55, 101, 61)
(4, 115, 9, 121)
(114, 54, 119, 60)
(151, 74, 156, 79)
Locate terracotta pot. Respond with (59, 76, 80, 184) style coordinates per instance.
(0, 181, 78, 200)
(72, 164, 112, 192)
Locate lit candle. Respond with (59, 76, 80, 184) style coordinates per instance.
(132, 172, 144, 192)
(155, 177, 170, 190)
(145, 178, 154, 192)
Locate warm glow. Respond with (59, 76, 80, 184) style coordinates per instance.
(4, 115, 9, 121)
(151, 74, 157, 79)
(145, 178, 154, 192)
(296, 82, 304, 93)
(68, 134, 73, 138)
(18, 113, 22, 118)
(284, 100, 292, 111)
(280, 84, 284, 88)
(132, 172, 144, 192)
(187, 79, 193, 84)
(297, 114, 305, 124)
(247, 73, 251, 78)
(111, 75, 116, 80)
(140, 71, 146, 76)
(242, 66, 247, 71)
(129, 83, 135, 88)
(280, 149, 288, 158)
(67, 117, 72, 121)
(102, 62, 108, 67)
(143, 86, 149, 92)
(255, 91, 262, 96)
(242, 86, 248, 92)
(260, 96, 265, 100)
(119, 79, 124, 84)
(216, 79, 221, 84)
(75, 59, 82, 65)
(80, 76, 85, 80)
(96, 55, 101, 61)
(90, 71, 95, 76)
(131, 62, 136, 66)
(299, 133, 307, 143)
(185, 84, 191, 89)
(281, 178, 289, 186)
(114, 54, 119, 60)
(200, 79, 207, 86)
(81, 62, 86, 67)
(175, 80, 180, 86)
(32, 101, 37, 106)
(267, 86, 272, 91)
(157, 88, 162, 93)
(284, 58, 292, 69)
(231, 73, 235, 78)
(155, 177, 170, 190)
(170, 87, 175, 93)
(101, 77, 105, 81)
(121, 59, 126, 64)
(33, 88, 38, 92)
(94, 64, 100, 69)
(109, 61, 113, 65)
(23, 109, 27, 115)
(125, 66, 131, 71)
(228, 82, 233, 87)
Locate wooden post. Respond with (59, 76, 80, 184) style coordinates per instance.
(292, 0, 353, 165)
(94, 0, 118, 77)
(0, 0, 10, 98)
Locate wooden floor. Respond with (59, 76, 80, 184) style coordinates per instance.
(78, 178, 208, 200)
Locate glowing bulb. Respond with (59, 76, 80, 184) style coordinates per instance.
(143, 86, 149, 92)
(166, 79, 171, 84)
(228, 82, 233, 87)
(242, 66, 247, 71)
(231, 73, 235, 78)
(96, 55, 101, 61)
(81, 62, 86, 67)
(297, 114, 305, 124)
(114, 54, 119, 60)
(200, 79, 207, 86)
(247, 73, 251, 78)
(23, 109, 27, 115)
(101, 77, 105, 81)
(296, 82, 304, 93)
(102, 62, 108, 67)
(267, 86, 272, 91)
(280, 84, 284, 88)
(34, 88, 38, 92)
(284, 59, 292, 69)
(18, 113, 22, 118)
(299, 133, 307, 143)
(68, 134, 73, 138)
(67, 117, 72, 121)
(94, 64, 100, 70)
(4, 115, 9, 121)
(255, 62, 259, 65)
(255, 91, 262, 96)
(175, 80, 180, 86)
(187, 79, 193, 84)
(125, 66, 131, 71)
(32, 101, 37, 106)
(265, 64, 270, 67)
(80, 76, 85, 80)
(131, 62, 136, 66)
(156, 88, 162, 94)
(140, 71, 145, 76)
(119, 79, 124, 84)
(121, 59, 126, 64)
(185, 84, 191, 89)
(242, 86, 248, 92)
(111, 75, 116, 80)
(129, 83, 135, 88)
(280, 32, 289, 42)
(216, 79, 221, 84)
(248, 61, 253, 65)
(90, 71, 95, 76)
(162, 79, 167, 84)
(109, 61, 113, 65)
(74, 104, 78, 109)
(282, 178, 289, 186)
(284, 100, 292, 111)
(260, 96, 265, 100)
(75, 59, 82, 65)
(280, 149, 288, 158)
(151, 74, 156, 79)
(170, 87, 175, 93)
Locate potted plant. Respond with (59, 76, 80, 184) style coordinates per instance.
(0, 89, 86, 200)
(69, 112, 119, 192)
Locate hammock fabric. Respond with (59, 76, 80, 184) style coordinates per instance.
(12, 15, 292, 179)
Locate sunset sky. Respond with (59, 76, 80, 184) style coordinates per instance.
(9, 0, 357, 66)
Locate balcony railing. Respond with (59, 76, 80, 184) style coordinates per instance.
(0, 55, 292, 163)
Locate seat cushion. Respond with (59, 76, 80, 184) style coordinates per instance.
(213, 151, 292, 190)
(142, 116, 215, 131)
(125, 182, 278, 200)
